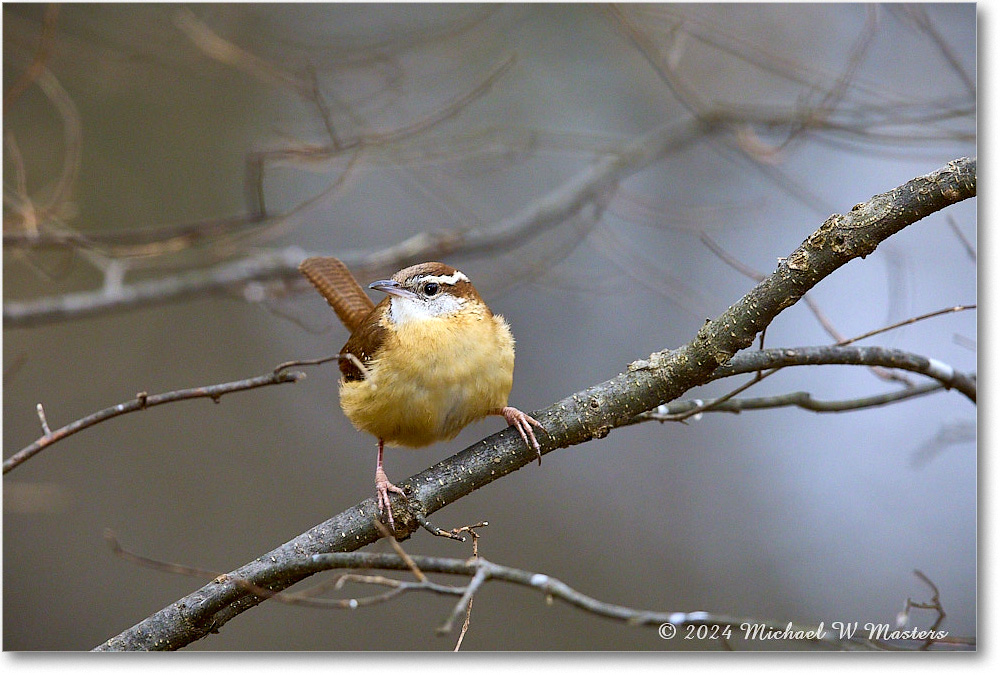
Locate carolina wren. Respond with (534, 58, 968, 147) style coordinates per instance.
(299, 256, 544, 526)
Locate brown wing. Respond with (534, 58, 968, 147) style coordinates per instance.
(339, 297, 390, 382)
(298, 256, 375, 332)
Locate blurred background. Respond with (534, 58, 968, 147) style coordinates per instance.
(3, 4, 975, 650)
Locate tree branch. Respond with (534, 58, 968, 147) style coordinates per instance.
(716, 346, 975, 402)
(104, 533, 929, 651)
(3, 367, 305, 475)
(632, 380, 945, 422)
(837, 304, 975, 346)
(4, 119, 708, 328)
(91, 156, 975, 650)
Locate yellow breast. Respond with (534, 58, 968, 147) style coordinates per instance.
(339, 309, 515, 447)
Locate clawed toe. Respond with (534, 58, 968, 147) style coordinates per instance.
(375, 470, 407, 527)
(499, 406, 546, 464)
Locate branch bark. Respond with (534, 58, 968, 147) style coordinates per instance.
(93, 156, 975, 651)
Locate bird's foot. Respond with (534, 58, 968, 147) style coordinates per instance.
(375, 467, 407, 527)
(498, 406, 546, 465)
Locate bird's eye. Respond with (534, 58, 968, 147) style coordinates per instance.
(423, 282, 439, 297)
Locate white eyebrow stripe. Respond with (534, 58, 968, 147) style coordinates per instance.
(420, 270, 469, 286)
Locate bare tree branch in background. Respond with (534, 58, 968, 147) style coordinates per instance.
(946, 214, 977, 262)
(3, 9, 974, 326)
(2, 118, 708, 328)
(91, 156, 975, 651)
(888, 5, 976, 97)
(4, 7, 973, 332)
(632, 380, 946, 423)
(11, 84, 968, 330)
(3, 364, 307, 475)
(103, 531, 973, 651)
(3, 4, 60, 112)
(836, 304, 976, 346)
(3, 7, 517, 309)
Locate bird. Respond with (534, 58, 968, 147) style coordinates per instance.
(298, 256, 544, 526)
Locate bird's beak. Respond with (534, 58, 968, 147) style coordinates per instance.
(369, 279, 419, 300)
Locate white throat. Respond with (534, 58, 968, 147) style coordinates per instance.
(388, 294, 465, 324)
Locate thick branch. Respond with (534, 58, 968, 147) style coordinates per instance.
(92, 156, 975, 651)
(3, 247, 307, 328)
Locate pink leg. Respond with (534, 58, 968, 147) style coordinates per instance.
(375, 439, 406, 527)
(493, 406, 545, 465)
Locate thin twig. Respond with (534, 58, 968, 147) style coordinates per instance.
(174, 9, 308, 94)
(946, 215, 976, 261)
(414, 511, 466, 542)
(4, 3, 60, 112)
(656, 369, 780, 423)
(893, 569, 948, 651)
(4, 368, 305, 475)
(451, 522, 486, 651)
(273, 352, 369, 381)
(375, 520, 426, 583)
(35, 403, 51, 436)
(105, 529, 221, 579)
(912, 569, 947, 651)
(632, 380, 945, 425)
(892, 5, 976, 97)
(6, 353, 367, 474)
(837, 304, 976, 346)
(439, 566, 488, 635)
